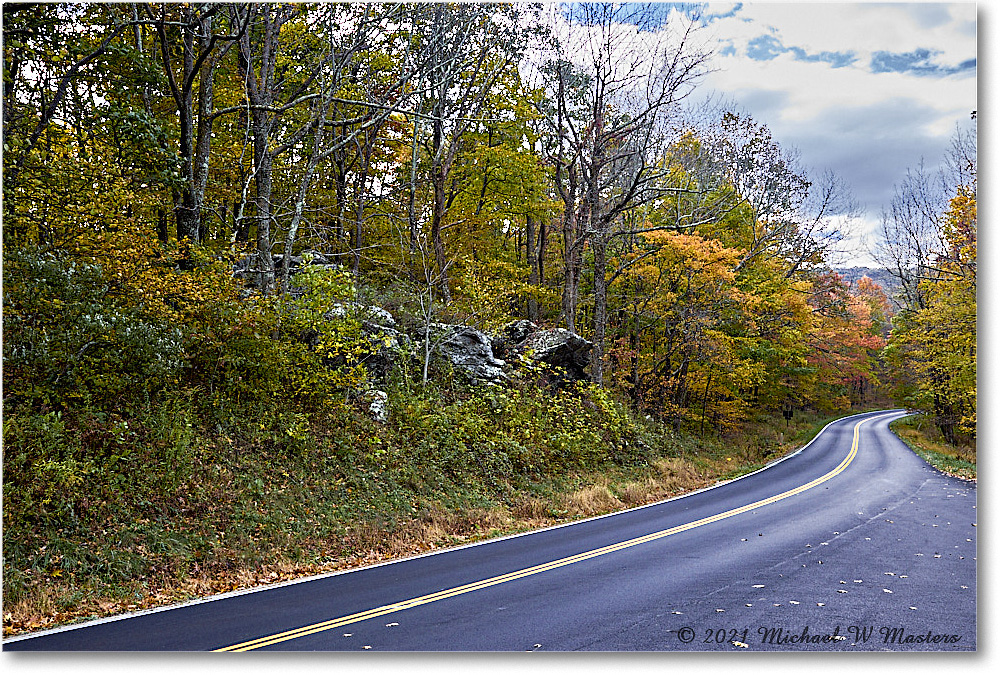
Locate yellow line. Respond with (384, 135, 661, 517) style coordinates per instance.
(216, 415, 876, 651)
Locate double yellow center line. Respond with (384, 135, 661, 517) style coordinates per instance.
(216, 415, 874, 651)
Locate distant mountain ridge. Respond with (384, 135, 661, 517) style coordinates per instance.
(835, 266, 903, 302)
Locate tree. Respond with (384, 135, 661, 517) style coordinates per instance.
(885, 184, 976, 442)
(405, 2, 534, 302)
(874, 120, 976, 442)
(2, 4, 139, 206)
(872, 161, 948, 310)
(228, 3, 440, 293)
(535, 2, 711, 383)
(608, 230, 746, 426)
(804, 272, 889, 410)
(146, 3, 247, 253)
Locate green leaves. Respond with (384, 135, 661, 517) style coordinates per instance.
(2, 248, 186, 410)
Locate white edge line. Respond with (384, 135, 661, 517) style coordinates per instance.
(3, 408, 906, 645)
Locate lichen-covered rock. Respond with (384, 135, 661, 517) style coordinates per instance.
(518, 328, 593, 382)
(367, 389, 389, 423)
(491, 320, 593, 384)
(492, 319, 540, 359)
(360, 321, 411, 380)
(429, 324, 507, 384)
(324, 302, 396, 328)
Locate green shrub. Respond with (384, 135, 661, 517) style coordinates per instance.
(3, 248, 185, 411)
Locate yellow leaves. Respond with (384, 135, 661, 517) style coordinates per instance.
(884, 184, 976, 437)
(942, 186, 977, 275)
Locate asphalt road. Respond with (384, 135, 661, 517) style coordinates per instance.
(4, 409, 976, 651)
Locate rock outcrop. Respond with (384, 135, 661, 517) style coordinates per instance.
(324, 302, 412, 381)
(324, 302, 396, 328)
(427, 324, 507, 384)
(493, 320, 593, 383)
(313, 302, 596, 419)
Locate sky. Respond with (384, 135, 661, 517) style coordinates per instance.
(688, 1, 979, 267)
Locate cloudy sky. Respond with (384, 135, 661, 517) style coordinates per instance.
(689, 1, 979, 266)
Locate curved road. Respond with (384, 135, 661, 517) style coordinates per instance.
(4, 409, 976, 651)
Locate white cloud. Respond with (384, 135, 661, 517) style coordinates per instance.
(694, 1, 976, 266)
(525, 1, 980, 268)
(704, 3, 975, 117)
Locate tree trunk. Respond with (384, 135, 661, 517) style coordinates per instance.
(253, 133, 275, 291)
(173, 8, 200, 249)
(407, 117, 420, 253)
(590, 234, 608, 384)
(561, 206, 580, 332)
(430, 115, 451, 302)
(526, 214, 539, 322)
(192, 15, 216, 239)
(156, 208, 169, 244)
(537, 218, 547, 287)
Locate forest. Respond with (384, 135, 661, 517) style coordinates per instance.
(1, 3, 976, 633)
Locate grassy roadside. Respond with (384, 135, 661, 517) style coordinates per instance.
(2, 397, 877, 639)
(889, 414, 977, 481)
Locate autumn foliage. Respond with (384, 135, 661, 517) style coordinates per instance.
(884, 186, 976, 443)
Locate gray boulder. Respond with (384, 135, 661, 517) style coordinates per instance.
(520, 328, 593, 382)
(429, 324, 507, 384)
(493, 320, 593, 383)
(491, 319, 539, 357)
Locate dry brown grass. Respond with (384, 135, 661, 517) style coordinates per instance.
(563, 483, 623, 516)
(510, 495, 552, 521)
